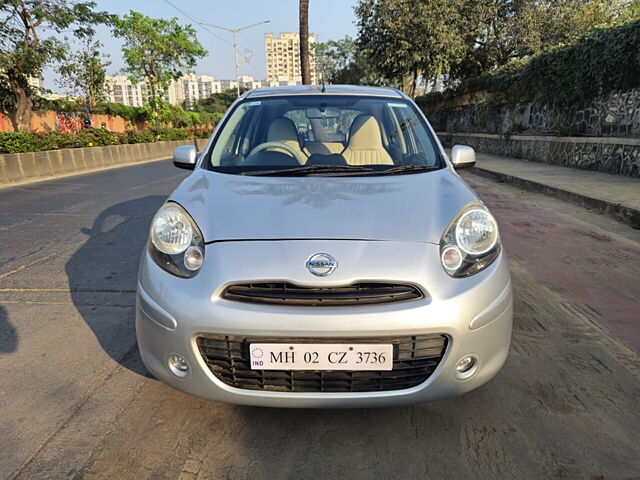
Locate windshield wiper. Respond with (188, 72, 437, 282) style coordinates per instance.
(240, 165, 374, 176)
(352, 164, 440, 176)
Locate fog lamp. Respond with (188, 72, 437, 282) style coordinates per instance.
(167, 354, 190, 377)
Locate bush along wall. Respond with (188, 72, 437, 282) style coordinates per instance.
(0, 127, 212, 154)
(416, 19, 640, 132)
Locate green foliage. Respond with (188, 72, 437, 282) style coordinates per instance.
(119, 129, 155, 144)
(355, 0, 469, 96)
(56, 36, 111, 110)
(158, 103, 190, 128)
(0, 0, 113, 129)
(353, 0, 636, 95)
(451, 0, 628, 81)
(416, 20, 640, 110)
(100, 103, 153, 123)
(314, 36, 380, 85)
(156, 127, 187, 141)
(0, 126, 212, 153)
(33, 99, 215, 126)
(195, 89, 243, 116)
(72, 127, 120, 146)
(0, 131, 72, 153)
(112, 11, 207, 109)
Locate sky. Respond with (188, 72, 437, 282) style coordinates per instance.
(43, 0, 359, 92)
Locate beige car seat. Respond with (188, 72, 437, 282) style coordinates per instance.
(266, 118, 307, 163)
(341, 114, 394, 165)
(304, 141, 345, 156)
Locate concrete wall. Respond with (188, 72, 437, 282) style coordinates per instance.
(438, 132, 640, 178)
(0, 139, 203, 186)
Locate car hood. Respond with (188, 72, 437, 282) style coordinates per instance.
(169, 169, 479, 244)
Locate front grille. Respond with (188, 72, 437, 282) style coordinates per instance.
(221, 282, 423, 306)
(197, 334, 448, 393)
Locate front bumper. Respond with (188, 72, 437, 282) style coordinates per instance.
(136, 240, 512, 408)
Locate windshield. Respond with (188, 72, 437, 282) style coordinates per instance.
(204, 95, 444, 176)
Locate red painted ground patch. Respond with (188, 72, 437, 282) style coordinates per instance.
(470, 180, 640, 353)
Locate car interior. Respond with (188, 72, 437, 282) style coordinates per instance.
(210, 96, 440, 169)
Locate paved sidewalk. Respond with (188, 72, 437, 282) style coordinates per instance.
(470, 152, 640, 229)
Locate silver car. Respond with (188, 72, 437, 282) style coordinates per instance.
(136, 85, 512, 408)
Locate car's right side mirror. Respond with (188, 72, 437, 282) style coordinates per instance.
(173, 145, 197, 170)
(450, 145, 476, 169)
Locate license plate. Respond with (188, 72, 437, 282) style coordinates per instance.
(249, 343, 394, 371)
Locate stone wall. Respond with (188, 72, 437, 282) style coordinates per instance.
(438, 133, 640, 178)
(428, 89, 640, 138)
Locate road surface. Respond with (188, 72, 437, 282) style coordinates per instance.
(0, 160, 639, 479)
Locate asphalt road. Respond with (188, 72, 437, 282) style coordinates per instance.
(0, 160, 639, 480)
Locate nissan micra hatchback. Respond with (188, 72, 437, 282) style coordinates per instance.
(137, 85, 512, 407)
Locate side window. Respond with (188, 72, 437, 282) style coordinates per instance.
(392, 105, 418, 153)
(390, 104, 438, 165)
(210, 102, 262, 165)
(384, 105, 405, 153)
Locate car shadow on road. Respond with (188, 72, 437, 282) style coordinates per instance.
(0, 306, 18, 354)
(65, 195, 167, 377)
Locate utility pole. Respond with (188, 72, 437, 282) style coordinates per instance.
(199, 20, 271, 97)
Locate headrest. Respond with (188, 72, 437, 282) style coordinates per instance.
(267, 117, 299, 143)
(348, 114, 384, 149)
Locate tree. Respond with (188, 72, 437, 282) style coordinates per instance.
(356, 0, 468, 97)
(0, 0, 111, 130)
(314, 36, 380, 85)
(196, 89, 245, 115)
(56, 36, 110, 110)
(451, 0, 632, 80)
(112, 11, 207, 118)
(299, 0, 311, 85)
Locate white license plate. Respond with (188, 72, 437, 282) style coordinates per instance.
(249, 343, 394, 371)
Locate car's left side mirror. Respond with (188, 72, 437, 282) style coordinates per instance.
(451, 145, 476, 169)
(173, 145, 197, 170)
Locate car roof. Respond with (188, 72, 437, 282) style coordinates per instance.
(244, 84, 407, 99)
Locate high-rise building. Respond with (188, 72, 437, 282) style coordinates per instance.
(265, 33, 317, 85)
(105, 76, 146, 107)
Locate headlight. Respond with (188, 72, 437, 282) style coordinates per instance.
(151, 205, 193, 254)
(440, 203, 500, 277)
(149, 202, 204, 277)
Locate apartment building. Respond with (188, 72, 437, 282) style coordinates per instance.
(105, 74, 265, 107)
(265, 32, 317, 85)
(198, 75, 221, 98)
(106, 76, 147, 107)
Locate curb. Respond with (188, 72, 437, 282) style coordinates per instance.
(472, 166, 640, 230)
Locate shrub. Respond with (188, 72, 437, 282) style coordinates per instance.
(157, 127, 188, 141)
(416, 20, 640, 111)
(71, 127, 120, 147)
(0, 126, 213, 154)
(118, 129, 155, 144)
(100, 103, 153, 123)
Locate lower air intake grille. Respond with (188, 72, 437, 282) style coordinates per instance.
(196, 334, 448, 393)
(221, 282, 423, 306)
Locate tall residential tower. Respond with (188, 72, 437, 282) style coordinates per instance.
(265, 32, 317, 85)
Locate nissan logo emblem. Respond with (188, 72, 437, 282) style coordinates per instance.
(306, 253, 337, 276)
